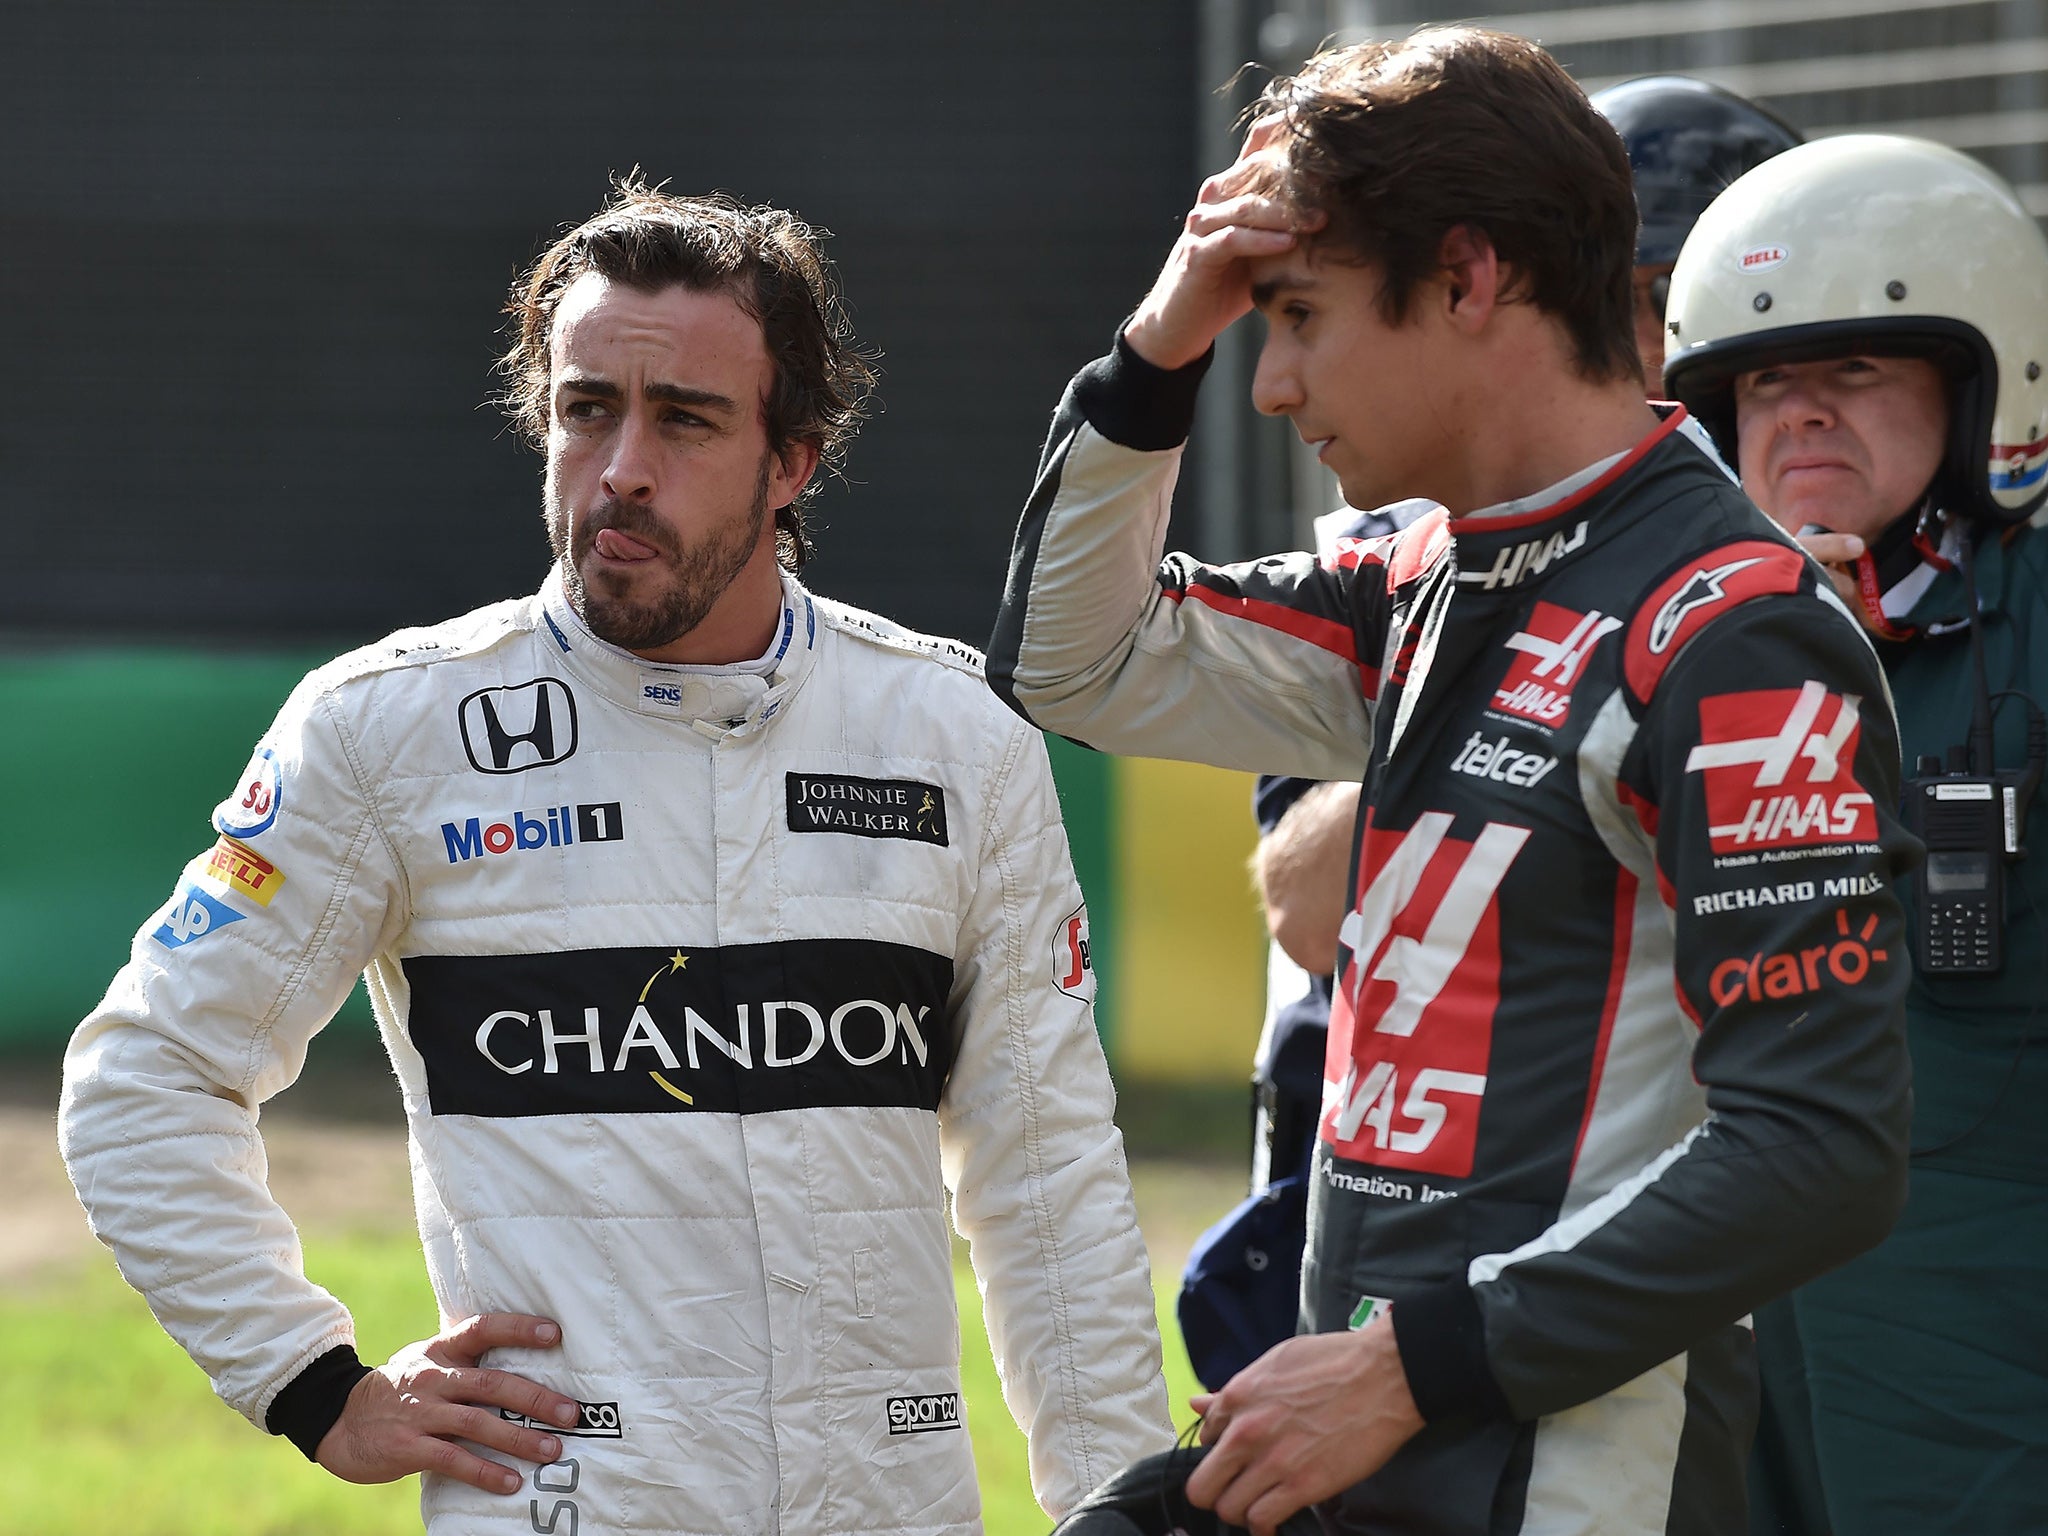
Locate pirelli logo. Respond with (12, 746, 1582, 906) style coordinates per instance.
(204, 836, 285, 906)
(887, 1392, 962, 1435)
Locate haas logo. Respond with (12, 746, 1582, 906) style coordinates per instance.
(1492, 603, 1621, 727)
(1686, 683, 1876, 854)
(1322, 813, 1528, 1176)
(1052, 906, 1092, 999)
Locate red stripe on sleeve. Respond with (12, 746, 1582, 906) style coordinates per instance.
(1166, 582, 1361, 665)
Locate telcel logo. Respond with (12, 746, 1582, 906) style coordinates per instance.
(441, 802, 624, 864)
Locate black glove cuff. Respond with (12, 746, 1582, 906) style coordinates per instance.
(266, 1343, 372, 1461)
(1392, 1282, 1515, 1423)
(1062, 327, 1215, 452)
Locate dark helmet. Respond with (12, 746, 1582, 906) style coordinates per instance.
(1592, 76, 1803, 267)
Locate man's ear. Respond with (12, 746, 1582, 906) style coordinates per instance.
(1436, 224, 1501, 333)
(772, 438, 824, 508)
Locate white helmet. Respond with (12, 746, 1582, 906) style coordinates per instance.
(1662, 134, 2048, 524)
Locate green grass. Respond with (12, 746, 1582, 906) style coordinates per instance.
(0, 1236, 1205, 1535)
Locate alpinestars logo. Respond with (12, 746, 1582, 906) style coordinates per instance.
(1685, 682, 1876, 855)
(1491, 602, 1622, 727)
(1322, 812, 1529, 1177)
(1646, 557, 1766, 653)
(1458, 520, 1588, 590)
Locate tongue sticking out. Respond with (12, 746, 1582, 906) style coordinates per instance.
(594, 527, 661, 562)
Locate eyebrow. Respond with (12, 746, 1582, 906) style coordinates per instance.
(1249, 274, 1316, 309)
(554, 375, 741, 415)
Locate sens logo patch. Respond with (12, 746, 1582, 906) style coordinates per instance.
(1686, 682, 1876, 854)
(786, 774, 947, 845)
(1052, 906, 1092, 999)
(1490, 602, 1621, 728)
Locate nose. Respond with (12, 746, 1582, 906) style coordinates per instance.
(1251, 334, 1302, 418)
(1775, 376, 1836, 435)
(600, 413, 658, 503)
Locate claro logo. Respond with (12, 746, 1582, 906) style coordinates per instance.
(1708, 909, 1889, 1005)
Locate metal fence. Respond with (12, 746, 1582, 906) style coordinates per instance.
(1334, 0, 2048, 211)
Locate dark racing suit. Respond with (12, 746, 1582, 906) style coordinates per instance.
(989, 338, 1917, 1535)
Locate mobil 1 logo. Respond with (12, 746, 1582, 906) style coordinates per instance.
(442, 802, 624, 864)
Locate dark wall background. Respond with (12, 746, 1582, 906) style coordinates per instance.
(4, 2, 1196, 648)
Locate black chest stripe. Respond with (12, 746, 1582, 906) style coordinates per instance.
(404, 940, 956, 1117)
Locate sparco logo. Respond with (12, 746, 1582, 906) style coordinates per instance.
(441, 802, 623, 863)
(888, 1393, 962, 1435)
(458, 679, 578, 774)
(1709, 909, 1889, 1005)
(502, 1400, 622, 1438)
(1458, 520, 1588, 590)
(1491, 602, 1621, 727)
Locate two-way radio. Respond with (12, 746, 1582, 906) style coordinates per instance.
(1905, 756, 2017, 973)
(1900, 529, 2047, 975)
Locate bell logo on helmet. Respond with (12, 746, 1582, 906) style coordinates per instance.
(1738, 244, 1788, 272)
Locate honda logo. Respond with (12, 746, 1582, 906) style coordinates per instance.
(459, 679, 579, 775)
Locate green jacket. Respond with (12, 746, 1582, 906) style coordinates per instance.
(1884, 519, 2048, 1182)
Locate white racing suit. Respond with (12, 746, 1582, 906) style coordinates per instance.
(61, 568, 1171, 1535)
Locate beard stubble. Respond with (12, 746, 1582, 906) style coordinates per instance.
(550, 453, 775, 653)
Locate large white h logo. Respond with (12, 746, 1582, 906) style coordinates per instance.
(1502, 611, 1621, 688)
(1684, 680, 1859, 787)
